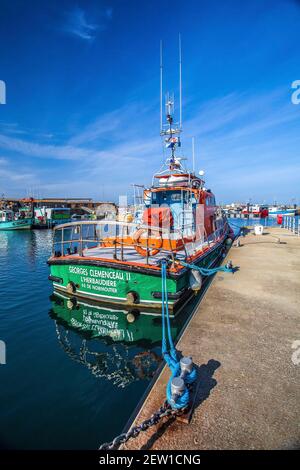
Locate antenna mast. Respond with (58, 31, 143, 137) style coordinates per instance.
(159, 36, 184, 172)
(192, 137, 195, 173)
(160, 40, 163, 133)
(179, 33, 182, 129)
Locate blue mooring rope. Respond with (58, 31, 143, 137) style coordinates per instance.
(178, 260, 235, 276)
(161, 260, 196, 410)
(160, 255, 235, 409)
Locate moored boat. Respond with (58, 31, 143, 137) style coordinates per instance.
(0, 209, 32, 230)
(47, 45, 234, 314)
(241, 204, 268, 218)
(34, 206, 71, 228)
(268, 206, 295, 217)
(48, 142, 233, 313)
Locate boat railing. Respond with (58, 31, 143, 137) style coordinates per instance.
(51, 219, 216, 264)
(52, 220, 178, 263)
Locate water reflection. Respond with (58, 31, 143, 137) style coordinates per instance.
(49, 294, 184, 389)
(1, 229, 195, 449)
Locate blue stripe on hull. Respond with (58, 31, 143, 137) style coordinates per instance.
(0, 219, 32, 230)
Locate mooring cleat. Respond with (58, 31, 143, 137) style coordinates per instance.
(226, 260, 233, 270)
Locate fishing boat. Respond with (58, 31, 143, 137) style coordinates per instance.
(241, 204, 268, 218)
(48, 43, 234, 314)
(34, 206, 71, 228)
(0, 209, 32, 230)
(268, 206, 295, 217)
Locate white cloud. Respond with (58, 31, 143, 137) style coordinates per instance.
(0, 133, 94, 160)
(68, 110, 122, 146)
(0, 86, 299, 202)
(0, 167, 34, 182)
(62, 6, 112, 41)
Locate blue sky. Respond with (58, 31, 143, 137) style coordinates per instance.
(0, 0, 299, 204)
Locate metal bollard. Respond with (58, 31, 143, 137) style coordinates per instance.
(171, 377, 186, 404)
(180, 357, 193, 378)
(171, 377, 185, 394)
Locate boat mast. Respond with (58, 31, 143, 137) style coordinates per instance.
(160, 40, 163, 134)
(192, 136, 195, 173)
(179, 33, 182, 130)
(159, 35, 183, 171)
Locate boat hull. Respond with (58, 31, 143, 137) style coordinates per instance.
(48, 238, 226, 314)
(0, 218, 32, 230)
(268, 210, 295, 217)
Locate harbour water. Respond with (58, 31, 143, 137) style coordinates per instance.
(0, 229, 198, 449)
(229, 216, 281, 228)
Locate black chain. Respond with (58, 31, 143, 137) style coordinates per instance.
(99, 400, 187, 450)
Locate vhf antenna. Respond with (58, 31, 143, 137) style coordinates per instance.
(160, 34, 183, 134)
(160, 40, 163, 133)
(179, 33, 182, 129)
(192, 136, 195, 173)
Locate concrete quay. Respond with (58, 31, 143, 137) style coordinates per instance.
(123, 227, 300, 450)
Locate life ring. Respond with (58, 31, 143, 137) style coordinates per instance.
(133, 228, 162, 257)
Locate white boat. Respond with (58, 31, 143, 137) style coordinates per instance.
(241, 204, 268, 218)
(268, 206, 295, 217)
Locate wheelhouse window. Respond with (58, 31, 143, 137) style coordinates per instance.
(151, 190, 192, 205)
(205, 196, 216, 206)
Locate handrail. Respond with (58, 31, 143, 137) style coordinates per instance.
(53, 220, 139, 230)
(52, 219, 201, 239)
(51, 215, 228, 261)
(53, 219, 177, 235)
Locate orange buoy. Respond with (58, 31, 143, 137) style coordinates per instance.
(133, 228, 162, 257)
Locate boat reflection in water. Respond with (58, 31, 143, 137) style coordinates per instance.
(49, 293, 183, 389)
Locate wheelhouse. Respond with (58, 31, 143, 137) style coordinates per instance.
(0, 210, 14, 222)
